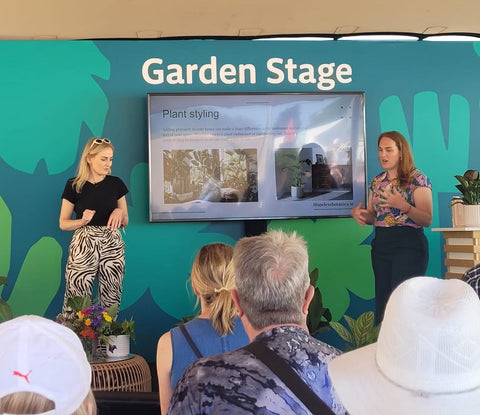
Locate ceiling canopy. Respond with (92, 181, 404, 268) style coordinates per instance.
(2, 0, 480, 40)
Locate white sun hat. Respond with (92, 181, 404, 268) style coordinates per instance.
(0, 315, 91, 414)
(328, 276, 480, 415)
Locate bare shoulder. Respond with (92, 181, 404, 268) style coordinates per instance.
(157, 330, 172, 351)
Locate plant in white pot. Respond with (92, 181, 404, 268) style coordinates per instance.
(103, 318, 135, 359)
(285, 154, 312, 200)
(450, 169, 480, 227)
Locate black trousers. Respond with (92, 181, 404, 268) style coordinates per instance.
(371, 226, 428, 324)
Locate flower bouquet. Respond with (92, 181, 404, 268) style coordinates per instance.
(59, 296, 119, 361)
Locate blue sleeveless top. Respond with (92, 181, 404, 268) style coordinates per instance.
(170, 316, 249, 388)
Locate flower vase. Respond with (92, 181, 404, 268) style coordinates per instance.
(82, 337, 100, 362)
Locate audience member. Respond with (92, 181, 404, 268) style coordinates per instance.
(0, 315, 96, 415)
(167, 230, 345, 415)
(156, 243, 249, 414)
(462, 263, 480, 297)
(328, 276, 480, 415)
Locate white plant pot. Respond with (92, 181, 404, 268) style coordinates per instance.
(463, 205, 480, 227)
(451, 199, 464, 227)
(291, 186, 304, 200)
(106, 335, 130, 358)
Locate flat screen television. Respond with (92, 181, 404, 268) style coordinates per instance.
(147, 92, 366, 222)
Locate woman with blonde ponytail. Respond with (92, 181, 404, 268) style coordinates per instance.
(156, 243, 248, 414)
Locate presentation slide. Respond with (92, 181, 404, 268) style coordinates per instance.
(148, 92, 366, 222)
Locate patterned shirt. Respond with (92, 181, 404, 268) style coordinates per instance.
(167, 325, 346, 415)
(370, 169, 431, 228)
(462, 264, 480, 297)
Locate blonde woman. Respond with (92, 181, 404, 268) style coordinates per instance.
(156, 243, 249, 414)
(59, 137, 129, 318)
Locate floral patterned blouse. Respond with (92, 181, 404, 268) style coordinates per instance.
(370, 169, 431, 228)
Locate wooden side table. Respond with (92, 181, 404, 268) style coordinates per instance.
(90, 354, 152, 392)
(432, 227, 480, 279)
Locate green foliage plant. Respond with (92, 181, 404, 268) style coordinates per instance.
(104, 318, 136, 341)
(163, 149, 194, 196)
(0, 276, 13, 322)
(221, 149, 248, 190)
(450, 170, 480, 206)
(329, 311, 380, 351)
(287, 155, 312, 187)
(306, 268, 332, 337)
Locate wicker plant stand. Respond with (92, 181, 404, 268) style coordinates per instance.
(90, 354, 152, 392)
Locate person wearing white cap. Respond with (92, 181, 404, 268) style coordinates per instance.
(0, 315, 96, 415)
(328, 276, 480, 415)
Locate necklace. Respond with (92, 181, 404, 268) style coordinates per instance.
(386, 172, 397, 182)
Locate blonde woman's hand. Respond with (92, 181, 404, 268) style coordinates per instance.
(81, 209, 96, 225)
(107, 208, 124, 229)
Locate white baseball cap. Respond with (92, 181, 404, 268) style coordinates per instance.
(0, 315, 92, 414)
(328, 276, 480, 415)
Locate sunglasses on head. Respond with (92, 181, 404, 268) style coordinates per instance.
(90, 138, 111, 148)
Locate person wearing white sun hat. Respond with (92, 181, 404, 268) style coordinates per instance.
(328, 276, 480, 415)
(0, 315, 96, 415)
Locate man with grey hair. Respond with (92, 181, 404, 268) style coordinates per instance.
(167, 230, 345, 415)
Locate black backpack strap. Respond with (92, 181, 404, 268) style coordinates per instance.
(243, 341, 335, 415)
(179, 324, 203, 359)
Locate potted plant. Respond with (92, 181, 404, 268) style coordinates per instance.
(0, 276, 13, 322)
(284, 153, 312, 200)
(103, 318, 135, 359)
(450, 169, 480, 227)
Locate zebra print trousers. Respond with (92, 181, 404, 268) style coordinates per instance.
(61, 226, 125, 317)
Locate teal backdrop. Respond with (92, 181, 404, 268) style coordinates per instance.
(1, 39, 479, 361)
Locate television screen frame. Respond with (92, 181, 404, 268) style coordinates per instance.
(147, 92, 367, 222)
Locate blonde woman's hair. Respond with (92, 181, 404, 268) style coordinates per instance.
(378, 131, 415, 189)
(72, 137, 114, 193)
(190, 243, 237, 336)
(0, 389, 97, 415)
